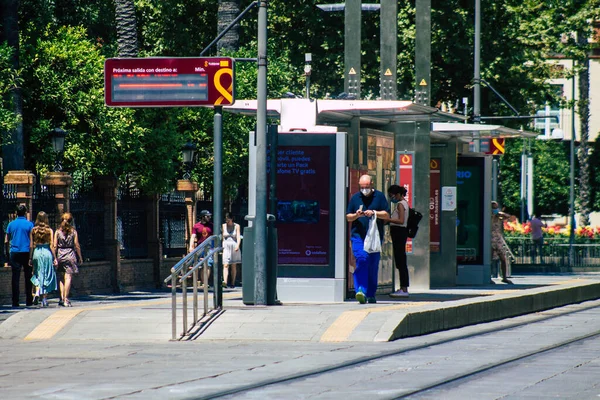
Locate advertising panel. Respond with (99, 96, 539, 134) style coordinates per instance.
(456, 157, 484, 264)
(430, 158, 441, 252)
(397, 152, 414, 253)
(276, 146, 330, 265)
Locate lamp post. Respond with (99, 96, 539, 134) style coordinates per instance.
(569, 67, 576, 268)
(181, 142, 196, 180)
(50, 128, 66, 171)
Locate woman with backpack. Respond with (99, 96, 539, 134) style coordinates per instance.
(386, 185, 410, 298)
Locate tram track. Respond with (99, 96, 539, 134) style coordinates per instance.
(196, 300, 600, 400)
(394, 328, 600, 399)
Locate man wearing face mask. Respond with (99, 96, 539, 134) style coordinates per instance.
(346, 175, 390, 304)
(491, 201, 512, 284)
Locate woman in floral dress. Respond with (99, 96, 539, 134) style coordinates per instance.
(54, 213, 83, 307)
(29, 212, 57, 307)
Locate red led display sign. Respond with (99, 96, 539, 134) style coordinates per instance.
(104, 57, 235, 107)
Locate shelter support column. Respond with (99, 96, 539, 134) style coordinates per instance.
(430, 141, 457, 287)
(394, 122, 431, 290)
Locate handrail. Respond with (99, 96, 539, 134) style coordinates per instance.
(164, 235, 218, 283)
(181, 247, 223, 280)
(163, 235, 222, 340)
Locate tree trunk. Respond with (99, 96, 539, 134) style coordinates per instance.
(1, 0, 24, 173)
(576, 31, 591, 226)
(217, 0, 240, 54)
(114, 0, 138, 57)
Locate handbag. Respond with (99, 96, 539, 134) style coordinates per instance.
(363, 214, 381, 253)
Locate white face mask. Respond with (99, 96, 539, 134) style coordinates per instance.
(360, 188, 372, 196)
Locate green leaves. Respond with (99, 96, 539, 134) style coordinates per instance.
(0, 43, 21, 138)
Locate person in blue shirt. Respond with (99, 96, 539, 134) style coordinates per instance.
(346, 175, 390, 304)
(4, 205, 35, 307)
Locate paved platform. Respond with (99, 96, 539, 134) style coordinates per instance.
(1, 273, 599, 343)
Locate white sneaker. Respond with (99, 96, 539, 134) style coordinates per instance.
(389, 289, 409, 298)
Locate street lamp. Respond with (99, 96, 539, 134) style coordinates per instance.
(568, 69, 576, 268)
(181, 141, 196, 180)
(50, 127, 67, 171)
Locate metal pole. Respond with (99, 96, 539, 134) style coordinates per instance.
(491, 157, 498, 201)
(254, 0, 268, 306)
(203, 261, 208, 316)
(171, 270, 177, 340)
(527, 153, 534, 219)
(473, 0, 481, 151)
(521, 141, 527, 222)
(182, 272, 187, 335)
(214, 107, 223, 308)
(569, 66, 576, 267)
(192, 269, 198, 324)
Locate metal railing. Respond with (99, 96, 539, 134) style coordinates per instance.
(504, 237, 600, 268)
(163, 235, 222, 340)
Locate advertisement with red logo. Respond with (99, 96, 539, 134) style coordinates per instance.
(430, 158, 441, 252)
(276, 146, 330, 265)
(397, 152, 414, 253)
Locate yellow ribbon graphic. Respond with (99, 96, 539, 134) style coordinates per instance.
(214, 67, 233, 105)
(492, 138, 505, 154)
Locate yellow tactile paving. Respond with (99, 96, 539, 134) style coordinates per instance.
(479, 290, 520, 295)
(550, 278, 590, 285)
(320, 302, 434, 343)
(24, 309, 82, 340)
(23, 291, 240, 341)
(320, 309, 370, 342)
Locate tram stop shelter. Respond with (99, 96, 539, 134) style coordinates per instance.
(225, 98, 538, 303)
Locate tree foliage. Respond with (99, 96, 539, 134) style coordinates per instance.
(0, 43, 21, 137)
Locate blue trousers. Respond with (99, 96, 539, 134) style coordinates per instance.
(351, 237, 380, 298)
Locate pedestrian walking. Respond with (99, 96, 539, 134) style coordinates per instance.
(491, 201, 512, 284)
(4, 205, 35, 307)
(54, 213, 83, 307)
(346, 175, 390, 304)
(222, 213, 241, 288)
(530, 214, 547, 264)
(385, 185, 410, 298)
(189, 210, 214, 285)
(29, 211, 58, 307)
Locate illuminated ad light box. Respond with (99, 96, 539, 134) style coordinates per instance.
(104, 57, 235, 107)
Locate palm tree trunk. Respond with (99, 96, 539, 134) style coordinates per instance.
(1, 0, 24, 173)
(576, 30, 591, 226)
(114, 0, 138, 57)
(217, 0, 240, 54)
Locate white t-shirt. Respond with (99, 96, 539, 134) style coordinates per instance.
(390, 199, 409, 227)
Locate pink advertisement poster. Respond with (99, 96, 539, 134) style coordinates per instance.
(276, 146, 330, 265)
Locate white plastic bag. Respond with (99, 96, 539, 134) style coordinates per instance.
(363, 214, 381, 253)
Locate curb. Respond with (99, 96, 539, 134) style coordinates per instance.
(377, 280, 600, 342)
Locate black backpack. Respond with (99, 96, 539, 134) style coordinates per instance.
(407, 208, 423, 238)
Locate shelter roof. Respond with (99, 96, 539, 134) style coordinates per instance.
(224, 99, 538, 140)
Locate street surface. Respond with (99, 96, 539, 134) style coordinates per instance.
(1, 297, 599, 399)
